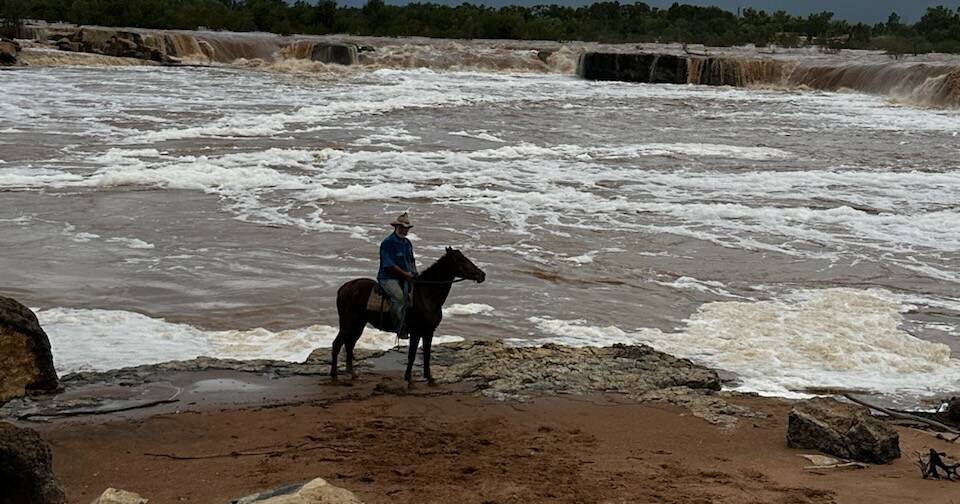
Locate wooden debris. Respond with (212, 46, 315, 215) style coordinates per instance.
(918, 449, 960, 481)
(843, 394, 960, 441)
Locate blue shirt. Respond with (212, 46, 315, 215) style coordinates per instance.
(377, 232, 416, 281)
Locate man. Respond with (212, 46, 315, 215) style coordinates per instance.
(378, 212, 417, 338)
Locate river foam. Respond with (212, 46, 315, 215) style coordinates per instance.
(526, 288, 960, 399)
(36, 307, 465, 374)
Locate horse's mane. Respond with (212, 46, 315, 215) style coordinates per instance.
(417, 248, 454, 281)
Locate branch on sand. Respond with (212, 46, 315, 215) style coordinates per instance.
(19, 389, 182, 420)
(803, 462, 867, 470)
(144, 442, 356, 461)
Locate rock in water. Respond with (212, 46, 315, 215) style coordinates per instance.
(231, 477, 363, 503)
(0, 296, 59, 404)
(787, 397, 900, 464)
(0, 36, 20, 66)
(0, 422, 67, 504)
(90, 488, 149, 504)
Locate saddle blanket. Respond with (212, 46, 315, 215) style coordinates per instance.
(366, 287, 392, 313)
(366, 284, 413, 313)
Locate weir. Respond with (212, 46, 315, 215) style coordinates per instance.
(576, 51, 791, 86)
(24, 25, 357, 66)
(577, 51, 960, 107)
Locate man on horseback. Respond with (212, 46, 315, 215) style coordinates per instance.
(378, 212, 417, 339)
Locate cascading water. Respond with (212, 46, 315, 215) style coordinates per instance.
(787, 62, 960, 108)
(15, 22, 960, 109)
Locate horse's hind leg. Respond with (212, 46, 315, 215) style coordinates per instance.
(404, 332, 421, 384)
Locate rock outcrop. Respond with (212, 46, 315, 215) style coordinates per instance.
(0, 296, 59, 405)
(231, 477, 362, 504)
(90, 488, 149, 504)
(309, 43, 357, 65)
(0, 36, 20, 66)
(576, 51, 787, 87)
(429, 341, 757, 427)
(577, 52, 688, 83)
(433, 341, 720, 398)
(53, 28, 171, 63)
(0, 422, 67, 504)
(787, 397, 900, 464)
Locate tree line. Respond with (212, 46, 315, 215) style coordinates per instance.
(3, 0, 960, 54)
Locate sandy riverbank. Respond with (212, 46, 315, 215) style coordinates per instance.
(4, 344, 957, 504)
(22, 372, 959, 504)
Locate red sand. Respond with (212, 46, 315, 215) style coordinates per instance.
(29, 371, 960, 504)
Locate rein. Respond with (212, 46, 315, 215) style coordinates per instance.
(412, 277, 468, 285)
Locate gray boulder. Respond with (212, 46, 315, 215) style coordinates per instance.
(787, 397, 900, 464)
(0, 296, 59, 405)
(0, 422, 67, 504)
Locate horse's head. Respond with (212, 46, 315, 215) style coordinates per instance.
(445, 247, 486, 283)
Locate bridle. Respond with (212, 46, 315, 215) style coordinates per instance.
(412, 277, 469, 285)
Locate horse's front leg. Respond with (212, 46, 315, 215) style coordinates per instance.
(423, 331, 436, 386)
(330, 332, 344, 381)
(346, 341, 357, 380)
(404, 332, 421, 385)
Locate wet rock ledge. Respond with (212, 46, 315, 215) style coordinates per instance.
(4, 339, 760, 429)
(430, 340, 759, 426)
(576, 51, 786, 86)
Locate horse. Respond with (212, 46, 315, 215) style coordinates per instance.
(331, 247, 486, 385)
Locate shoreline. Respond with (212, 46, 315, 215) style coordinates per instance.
(5, 342, 960, 502)
(15, 367, 960, 504)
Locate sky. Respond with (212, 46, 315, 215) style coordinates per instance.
(348, 0, 960, 24)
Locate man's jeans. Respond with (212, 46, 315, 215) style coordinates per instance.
(379, 278, 409, 334)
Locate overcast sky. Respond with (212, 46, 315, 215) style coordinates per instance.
(355, 1, 960, 24)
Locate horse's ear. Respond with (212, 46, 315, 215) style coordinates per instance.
(446, 246, 452, 253)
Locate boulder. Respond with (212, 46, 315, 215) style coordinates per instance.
(90, 488, 149, 504)
(0, 36, 19, 66)
(0, 296, 59, 405)
(0, 422, 67, 504)
(948, 397, 960, 424)
(787, 397, 900, 464)
(231, 477, 362, 504)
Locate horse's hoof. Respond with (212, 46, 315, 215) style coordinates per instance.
(406, 380, 416, 390)
(427, 378, 438, 387)
(350, 373, 359, 381)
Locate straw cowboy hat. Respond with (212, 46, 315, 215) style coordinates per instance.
(390, 212, 413, 228)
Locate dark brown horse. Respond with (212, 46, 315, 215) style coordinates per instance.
(331, 247, 486, 384)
